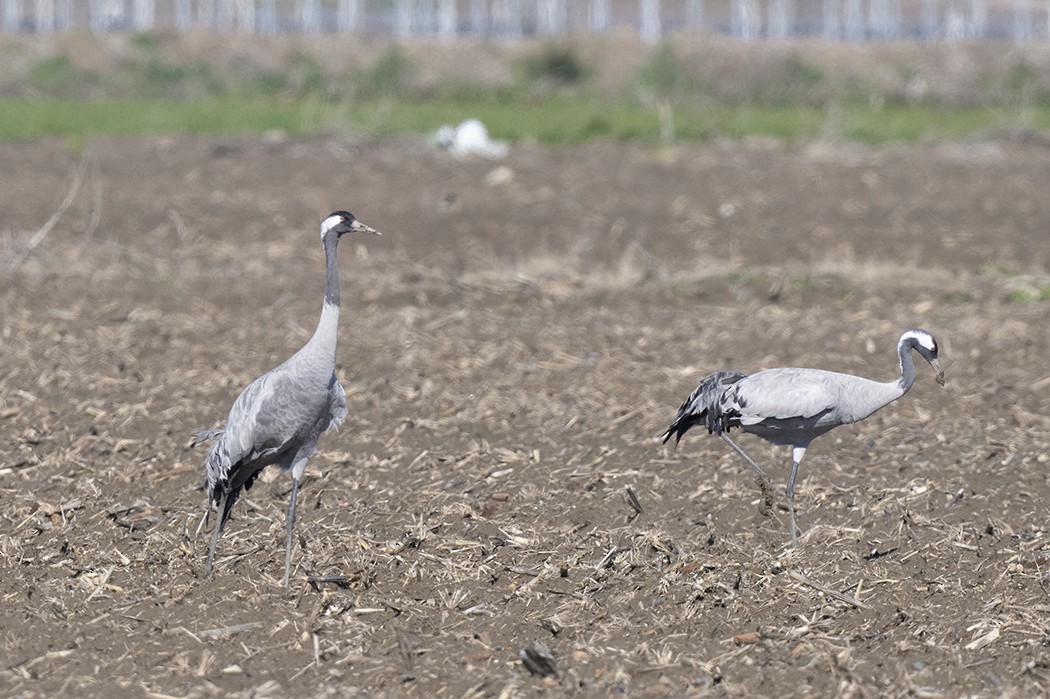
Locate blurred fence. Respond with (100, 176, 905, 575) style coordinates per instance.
(2, 0, 1049, 42)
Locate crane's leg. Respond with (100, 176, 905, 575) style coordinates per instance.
(283, 476, 301, 587)
(205, 491, 229, 575)
(719, 432, 767, 478)
(719, 432, 775, 517)
(785, 446, 807, 548)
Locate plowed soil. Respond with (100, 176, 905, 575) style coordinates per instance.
(2, 134, 1049, 698)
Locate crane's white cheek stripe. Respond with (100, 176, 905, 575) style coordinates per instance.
(901, 329, 936, 352)
(320, 215, 344, 237)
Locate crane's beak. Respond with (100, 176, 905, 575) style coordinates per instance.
(350, 219, 381, 236)
(930, 357, 945, 386)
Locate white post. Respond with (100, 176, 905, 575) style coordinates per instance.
(415, 0, 433, 34)
(945, 0, 966, 39)
(640, 0, 660, 42)
(510, 0, 524, 40)
(822, 0, 840, 40)
(234, 0, 254, 32)
(396, 0, 412, 37)
(588, 0, 613, 33)
(198, 0, 216, 28)
(537, 0, 565, 36)
(135, 0, 155, 30)
(3, 0, 20, 32)
(55, 0, 70, 28)
(493, 0, 521, 39)
(920, 0, 937, 39)
(438, 0, 455, 40)
(743, 0, 759, 39)
(338, 0, 361, 32)
(868, 0, 886, 38)
(300, 0, 320, 33)
(174, 0, 190, 28)
(588, 0, 609, 33)
(104, 0, 124, 30)
(887, 0, 902, 38)
(968, 0, 985, 37)
(216, 0, 233, 29)
(685, 0, 703, 28)
(768, 0, 793, 38)
(258, 0, 276, 34)
(843, 0, 863, 41)
(1013, 0, 1032, 41)
(89, 0, 100, 31)
(731, 0, 758, 40)
(470, 0, 486, 36)
(35, 0, 54, 31)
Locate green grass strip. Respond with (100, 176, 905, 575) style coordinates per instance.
(0, 97, 1044, 144)
(0, 99, 313, 140)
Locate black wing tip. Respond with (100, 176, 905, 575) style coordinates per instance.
(660, 421, 691, 446)
(208, 468, 261, 531)
(662, 368, 746, 448)
(671, 406, 707, 437)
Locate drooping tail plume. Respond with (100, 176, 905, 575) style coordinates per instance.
(661, 369, 746, 444)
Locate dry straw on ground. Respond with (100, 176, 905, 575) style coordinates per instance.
(1, 135, 1049, 697)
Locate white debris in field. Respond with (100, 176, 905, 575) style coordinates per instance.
(433, 119, 509, 160)
(484, 165, 514, 187)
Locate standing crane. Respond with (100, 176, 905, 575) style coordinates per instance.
(662, 329, 944, 547)
(195, 211, 380, 586)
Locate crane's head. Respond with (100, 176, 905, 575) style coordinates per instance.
(901, 329, 944, 386)
(320, 211, 381, 240)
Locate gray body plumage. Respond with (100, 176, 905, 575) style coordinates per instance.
(195, 211, 379, 585)
(201, 310, 348, 528)
(717, 367, 911, 445)
(663, 329, 944, 547)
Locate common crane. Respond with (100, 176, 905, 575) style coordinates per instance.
(662, 329, 944, 547)
(195, 211, 380, 586)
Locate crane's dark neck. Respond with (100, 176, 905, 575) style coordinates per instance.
(844, 336, 924, 423)
(322, 230, 340, 308)
(897, 337, 917, 393)
(305, 230, 341, 361)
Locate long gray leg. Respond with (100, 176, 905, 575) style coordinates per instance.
(719, 432, 776, 517)
(205, 491, 229, 575)
(786, 446, 807, 548)
(719, 432, 767, 478)
(283, 476, 300, 587)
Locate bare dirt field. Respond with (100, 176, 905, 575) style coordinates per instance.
(1, 133, 1049, 697)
